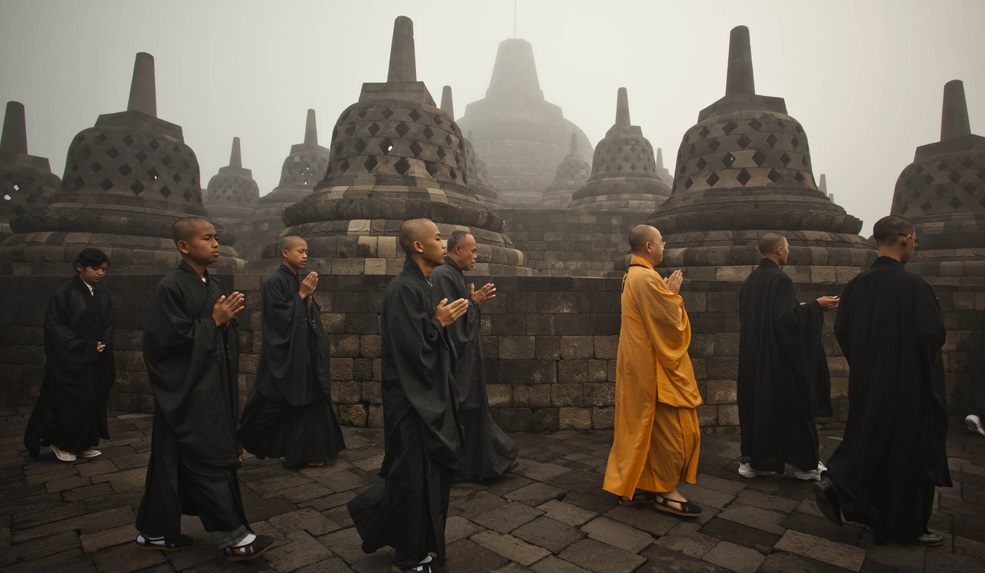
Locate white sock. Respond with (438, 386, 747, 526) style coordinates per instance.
(137, 534, 165, 545)
(233, 533, 256, 547)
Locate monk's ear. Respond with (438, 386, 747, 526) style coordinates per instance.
(413, 240, 425, 254)
(176, 239, 190, 255)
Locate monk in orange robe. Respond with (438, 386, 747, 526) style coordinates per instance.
(603, 224, 704, 518)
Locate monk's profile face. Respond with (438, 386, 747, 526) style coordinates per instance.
(419, 220, 445, 267)
(648, 229, 665, 267)
(178, 221, 220, 267)
(777, 238, 790, 266)
(452, 234, 478, 271)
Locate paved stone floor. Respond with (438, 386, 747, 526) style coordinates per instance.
(1, 407, 983, 573)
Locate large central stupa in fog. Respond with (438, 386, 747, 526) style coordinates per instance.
(457, 39, 593, 209)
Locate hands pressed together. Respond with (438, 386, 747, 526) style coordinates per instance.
(212, 292, 245, 327)
(435, 297, 469, 327)
(299, 272, 318, 299)
(665, 270, 684, 294)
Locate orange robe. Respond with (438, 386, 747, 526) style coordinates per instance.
(603, 255, 704, 497)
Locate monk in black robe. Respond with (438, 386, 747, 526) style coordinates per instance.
(239, 235, 346, 467)
(24, 248, 115, 462)
(135, 217, 273, 561)
(814, 215, 951, 547)
(737, 233, 838, 480)
(430, 230, 517, 482)
(964, 311, 985, 436)
(347, 218, 468, 573)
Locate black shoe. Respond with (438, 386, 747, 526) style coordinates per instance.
(135, 533, 193, 551)
(224, 534, 274, 562)
(812, 476, 843, 527)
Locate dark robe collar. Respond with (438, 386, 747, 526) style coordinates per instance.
(402, 256, 430, 285)
(758, 259, 780, 270)
(177, 260, 210, 285)
(277, 264, 300, 284)
(71, 275, 94, 297)
(441, 256, 464, 276)
(872, 256, 905, 269)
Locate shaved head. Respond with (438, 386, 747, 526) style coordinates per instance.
(279, 234, 306, 253)
(757, 232, 787, 255)
(399, 218, 434, 256)
(172, 217, 212, 244)
(629, 225, 659, 253)
(873, 215, 915, 246)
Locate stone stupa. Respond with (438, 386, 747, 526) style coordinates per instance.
(643, 26, 872, 278)
(568, 88, 671, 212)
(203, 137, 259, 248)
(272, 16, 528, 276)
(440, 86, 500, 211)
(0, 52, 245, 274)
(892, 80, 985, 284)
(0, 102, 60, 240)
(541, 134, 591, 208)
(457, 38, 593, 208)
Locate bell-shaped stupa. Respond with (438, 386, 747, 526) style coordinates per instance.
(203, 137, 259, 244)
(457, 38, 593, 208)
(0, 102, 60, 240)
(441, 86, 500, 211)
(892, 80, 985, 282)
(274, 16, 528, 276)
(568, 88, 671, 212)
(643, 26, 872, 274)
(541, 134, 591, 208)
(0, 52, 245, 274)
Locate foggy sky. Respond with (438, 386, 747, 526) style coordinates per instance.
(1, 0, 983, 233)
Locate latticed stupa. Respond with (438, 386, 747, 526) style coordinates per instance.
(273, 16, 528, 276)
(457, 38, 593, 208)
(541, 134, 591, 208)
(203, 137, 259, 247)
(440, 86, 500, 211)
(892, 80, 985, 283)
(569, 88, 671, 212)
(643, 26, 872, 276)
(0, 102, 60, 240)
(0, 52, 245, 274)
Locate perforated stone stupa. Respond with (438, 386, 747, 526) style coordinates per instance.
(0, 102, 60, 240)
(203, 137, 259, 245)
(569, 88, 670, 212)
(541, 134, 591, 208)
(643, 26, 872, 276)
(441, 86, 500, 211)
(892, 80, 985, 283)
(457, 38, 592, 208)
(0, 52, 245, 274)
(273, 16, 528, 276)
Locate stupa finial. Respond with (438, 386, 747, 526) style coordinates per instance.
(127, 52, 157, 117)
(615, 88, 631, 127)
(304, 109, 317, 146)
(441, 85, 454, 118)
(229, 137, 242, 169)
(570, 133, 578, 155)
(657, 148, 664, 169)
(725, 26, 755, 96)
(387, 16, 417, 83)
(1, 101, 28, 154)
(941, 80, 971, 141)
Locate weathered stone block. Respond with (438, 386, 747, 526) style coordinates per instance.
(559, 407, 592, 430)
(706, 379, 736, 404)
(499, 336, 536, 360)
(560, 336, 594, 359)
(592, 406, 614, 429)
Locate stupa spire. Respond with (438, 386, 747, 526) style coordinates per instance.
(725, 26, 755, 96)
(441, 85, 454, 117)
(127, 52, 157, 117)
(229, 137, 242, 169)
(486, 39, 543, 103)
(570, 133, 578, 154)
(304, 109, 317, 146)
(1, 101, 27, 154)
(615, 87, 631, 127)
(656, 148, 664, 169)
(387, 16, 416, 83)
(941, 79, 971, 141)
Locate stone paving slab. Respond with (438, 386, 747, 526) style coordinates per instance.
(1, 408, 983, 572)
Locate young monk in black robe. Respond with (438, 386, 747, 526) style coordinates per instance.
(135, 217, 273, 561)
(737, 233, 838, 480)
(347, 218, 469, 573)
(964, 311, 985, 436)
(239, 235, 346, 467)
(430, 230, 517, 482)
(24, 248, 115, 462)
(814, 215, 951, 547)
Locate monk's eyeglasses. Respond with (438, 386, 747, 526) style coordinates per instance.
(898, 233, 920, 246)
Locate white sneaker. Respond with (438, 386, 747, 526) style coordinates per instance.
(966, 415, 985, 437)
(792, 462, 826, 481)
(738, 459, 775, 478)
(50, 445, 76, 462)
(78, 449, 102, 459)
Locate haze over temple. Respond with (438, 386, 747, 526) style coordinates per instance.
(540, 134, 591, 208)
(441, 85, 500, 211)
(457, 38, 593, 208)
(0, 52, 246, 274)
(0, 101, 60, 241)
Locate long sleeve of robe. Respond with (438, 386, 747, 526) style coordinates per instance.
(348, 257, 462, 565)
(136, 261, 249, 543)
(431, 257, 517, 481)
(603, 255, 703, 498)
(826, 256, 951, 542)
(238, 265, 345, 466)
(737, 259, 831, 473)
(24, 276, 115, 456)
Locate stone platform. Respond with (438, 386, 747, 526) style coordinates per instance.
(1, 409, 982, 573)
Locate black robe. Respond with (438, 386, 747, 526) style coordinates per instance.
(239, 265, 346, 467)
(966, 311, 985, 417)
(431, 257, 517, 481)
(348, 257, 463, 565)
(826, 256, 951, 542)
(136, 261, 249, 542)
(24, 276, 115, 457)
(737, 259, 831, 473)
